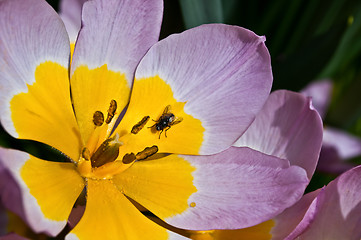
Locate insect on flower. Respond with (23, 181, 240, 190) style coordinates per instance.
(150, 105, 183, 139)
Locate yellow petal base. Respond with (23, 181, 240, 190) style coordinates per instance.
(10, 61, 81, 161)
(114, 75, 204, 158)
(188, 220, 275, 240)
(21, 156, 85, 221)
(69, 179, 170, 240)
(71, 64, 130, 151)
(113, 154, 196, 219)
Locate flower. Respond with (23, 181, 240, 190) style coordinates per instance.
(0, 0, 309, 239)
(271, 165, 361, 239)
(234, 90, 323, 180)
(199, 166, 361, 239)
(301, 80, 361, 174)
(234, 90, 324, 239)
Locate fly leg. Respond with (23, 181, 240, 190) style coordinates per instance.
(158, 129, 164, 139)
(164, 126, 171, 138)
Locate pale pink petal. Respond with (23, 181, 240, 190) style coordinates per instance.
(0, 0, 81, 161)
(234, 90, 323, 179)
(71, 0, 163, 84)
(171, 148, 308, 230)
(258, 156, 361, 239)
(290, 166, 361, 239)
(0, 148, 84, 236)
(116, 147, 308, 230)
(0, 0, 70, 131)
(283, 189, 325, 240)
(59, 0, 87, 43)
(133, 24, 273, 154)
(270, 189, 323, 240)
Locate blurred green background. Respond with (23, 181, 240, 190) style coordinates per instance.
(1, 0, 361, 190)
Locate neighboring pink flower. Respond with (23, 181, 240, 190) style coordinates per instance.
(271, 165, 361, 239)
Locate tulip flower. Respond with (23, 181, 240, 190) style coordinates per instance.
(0, 0, 310, 239)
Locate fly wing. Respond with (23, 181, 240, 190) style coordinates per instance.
(170, 117, 183, 126)
(163, 105, 171, 114)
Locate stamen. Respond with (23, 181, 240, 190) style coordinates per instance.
(105, 99, 117, 124)
(91, 134, 122, 168)
(131, 116, 150, 134)
(93, 111, 104, 126)
(135, 145, 158, 160)
(81, 147, 91, 161)
(122, 153, 136, 164)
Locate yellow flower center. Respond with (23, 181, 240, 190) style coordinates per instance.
(70, 70, 204, 180)
(10, 61, 204, 181)
(77, 103, 180, 179)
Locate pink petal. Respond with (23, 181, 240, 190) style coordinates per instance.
(271, 189, 322, 239)
(0, 0, 70, 122)
(133, 24, 273, 154)
(116, 147, 308, 230)
(286, 166, 361, 239)
(0, 148, 84, 236)
(59, 0, 87, 43)
(0, 0, 81, 161)
(172, 148, 308, 230)
(71, 0, 163, 84)
(234, 90, 323, 179)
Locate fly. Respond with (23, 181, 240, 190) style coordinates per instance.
(150, 105, 183, 139)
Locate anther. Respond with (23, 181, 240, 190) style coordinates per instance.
(91, 134, 122, 168)
(135, 145, 158, 160)
(122, 153, 136, 164)
(105, 99, 117, 124)
(131, 116, 150, 134)
(93, 111, 104, 126)
(81, 147, 91, 161)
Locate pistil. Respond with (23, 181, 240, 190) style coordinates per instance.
(91, 134, 122, 168)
